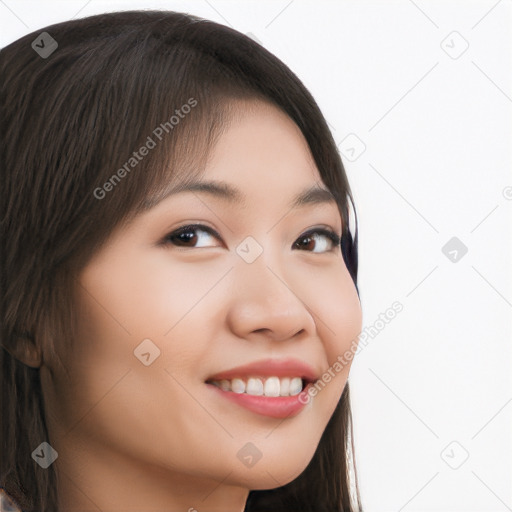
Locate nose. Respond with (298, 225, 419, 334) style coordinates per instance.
(226, 256, 316, 343)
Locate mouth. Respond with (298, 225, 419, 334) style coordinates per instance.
(204, 358, 319, 418)
(204, 375, 317, 419)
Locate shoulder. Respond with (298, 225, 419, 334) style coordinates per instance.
(0, 487, 23, 512)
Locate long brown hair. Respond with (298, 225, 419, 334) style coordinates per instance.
(0, 10, 362, 511)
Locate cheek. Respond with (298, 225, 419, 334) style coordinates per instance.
(78, 248, 231, 341)
(304, 264, 362, 409)
(50, 256, 223, 469)
(308, 263, 362, 360)
(63, 249, 229, 417)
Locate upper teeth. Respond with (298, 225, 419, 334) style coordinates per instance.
(210, 376, 304, 397)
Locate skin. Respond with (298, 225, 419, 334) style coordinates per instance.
(37, 100, 362, 512)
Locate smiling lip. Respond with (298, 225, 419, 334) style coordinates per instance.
(206, 382, 314, 418)
(205, 358, 319, 419)
(205, 358, 320, 382)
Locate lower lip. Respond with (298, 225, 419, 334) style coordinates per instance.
(206, 382, 313, 419)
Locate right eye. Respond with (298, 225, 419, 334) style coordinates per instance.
(163, 224, 223, 249)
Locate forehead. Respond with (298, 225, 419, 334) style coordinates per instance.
(144, 100, 328, 211)
(206, 100, 318, 180)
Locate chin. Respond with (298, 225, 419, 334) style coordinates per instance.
(227, 452, 313, 491)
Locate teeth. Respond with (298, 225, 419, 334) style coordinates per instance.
(246, 378, 264, 395)
(280, 377, 290, 396)
(231, 378, 246, 394)
(219, 380, 231, 391)
(209, 376, 306, 397)
(264, 376, 280, 397)
(289, 377, 303, 396)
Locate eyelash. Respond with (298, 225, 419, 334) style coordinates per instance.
(162, 223, 342, 253)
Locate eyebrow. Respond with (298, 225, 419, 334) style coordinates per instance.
(143, 180, 337, 210)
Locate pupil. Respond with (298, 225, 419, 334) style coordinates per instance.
(301, 236, 313, 250)
(179, 230, 195, 243)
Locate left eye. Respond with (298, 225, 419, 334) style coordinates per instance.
(292, 228, 341, 253)
(163, 224, 341, 253)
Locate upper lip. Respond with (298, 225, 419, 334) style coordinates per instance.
(205, 358, 320, 383)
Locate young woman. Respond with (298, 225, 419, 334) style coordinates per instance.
(1, 10, 363, 511)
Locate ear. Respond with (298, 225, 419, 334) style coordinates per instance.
(4, 332, 42, 368)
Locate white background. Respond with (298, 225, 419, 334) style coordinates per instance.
(2, 1, 511, 510)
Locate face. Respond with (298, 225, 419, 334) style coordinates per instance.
(41, 100, 362, 505)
